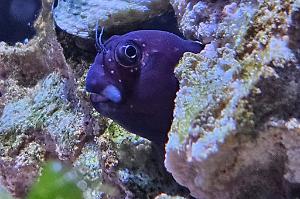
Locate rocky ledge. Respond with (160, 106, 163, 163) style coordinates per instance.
(166, 0, 300, 198)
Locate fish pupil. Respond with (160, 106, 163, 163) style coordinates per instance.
(125, 45, 137, 59)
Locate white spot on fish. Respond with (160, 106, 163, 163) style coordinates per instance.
(142, 43, 146, 47)
(118, 79, 122, 83)
(108, 58, 112, 62)
(110, 70, 114, 74)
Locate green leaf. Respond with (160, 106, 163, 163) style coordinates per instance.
(27, 161, 83, 199)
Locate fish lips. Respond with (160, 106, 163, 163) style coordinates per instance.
(90, 93, 109, 103)
(89, 93, 119, 117)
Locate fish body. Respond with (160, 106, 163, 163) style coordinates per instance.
(86, 30, 203, 146)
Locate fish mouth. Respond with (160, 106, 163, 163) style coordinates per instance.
(90, 93, 109, 103)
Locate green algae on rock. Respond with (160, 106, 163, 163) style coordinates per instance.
(0, 1, 75, 196)
(0, 73, 87, 197)
(0, 73, 86, 159)
(53, 0, 170, 38)
(0, 73, 182, 198)
(94, 122, 189, 199)
(73, 142, 105, 199)
(166, 0, 300, 198)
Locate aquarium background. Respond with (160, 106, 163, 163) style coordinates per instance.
(0, 0, 300, 199)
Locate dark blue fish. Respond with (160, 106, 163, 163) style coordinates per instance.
(86, 28, 203, 147)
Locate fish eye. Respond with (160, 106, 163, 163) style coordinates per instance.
(115, 42, 141, 68)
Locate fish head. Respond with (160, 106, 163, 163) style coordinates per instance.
(86, 30, 204, 145)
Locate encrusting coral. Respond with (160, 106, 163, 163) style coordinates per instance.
(166, 0, 300, 198)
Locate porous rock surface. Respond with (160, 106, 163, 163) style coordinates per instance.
(0, 0, 188, 198)
(53, 0, 170, 38)
(155, 193, 186, 199)
(167, 0, 300, 198)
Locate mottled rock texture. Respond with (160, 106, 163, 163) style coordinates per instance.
(167, 0, 300, 198)
(0, 0, 70, 196)
(155, 193, 186, 199)
(53, 0, 170, 38)
(0, 0, 189, 199)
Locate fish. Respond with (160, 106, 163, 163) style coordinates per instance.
(86, 27, 204, 147)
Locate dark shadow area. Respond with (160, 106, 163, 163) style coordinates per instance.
(103, 8, 184, 39)
(0, 0, 42, 45)
(248, 64, 300, 131)
(288, 7, 300, 64)
(287, 182, 300, 199)
(234, 152, 288, 199)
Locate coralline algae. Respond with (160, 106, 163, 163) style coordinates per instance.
(166, 0, 300, 198)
